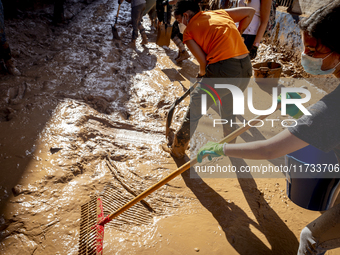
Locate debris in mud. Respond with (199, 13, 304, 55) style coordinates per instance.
(11, 185, 24, 196)
(0, 107, 15, 121)
(50, 147, 63, 154)
(254, 43, 306, 78)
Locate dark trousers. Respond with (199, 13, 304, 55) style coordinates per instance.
(0, 0, 11, 61)
(175, 56, 252, 144)
(132, 3, 146, 40)
(242, 34, 256, 51)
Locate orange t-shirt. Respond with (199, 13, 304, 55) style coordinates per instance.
(183, 10, 249, 64)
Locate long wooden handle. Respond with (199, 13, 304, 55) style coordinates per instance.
(115, 4, 121, 25)
(100, 105, 280, 224)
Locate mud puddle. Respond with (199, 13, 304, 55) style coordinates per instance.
(0, 1, 340, 254)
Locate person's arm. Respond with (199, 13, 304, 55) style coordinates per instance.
(169, 0, 178, 5)
(197, 129, 310, 163)
(186, 39, 207, 76)
(222, 129, 309, 159)
(225, 7, 256, 35)
(253, 0, 271, 45)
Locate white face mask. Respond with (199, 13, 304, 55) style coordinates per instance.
(179, 16, 187, 34)
(301, 52, 340, 75)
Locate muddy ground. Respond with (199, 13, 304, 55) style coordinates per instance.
(0, 1, 339, 254)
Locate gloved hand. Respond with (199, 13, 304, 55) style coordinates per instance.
(277, 92, 304, 119)
(197, 141, 225, 163)
(249, 45, 258, 59)
(162, 0, 168, 6)
(118, 0, 123, 4)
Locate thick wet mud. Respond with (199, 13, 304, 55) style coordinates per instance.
(0, 1, 340, 254)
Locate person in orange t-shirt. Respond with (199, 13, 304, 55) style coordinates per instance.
(170, 0, 255, 158)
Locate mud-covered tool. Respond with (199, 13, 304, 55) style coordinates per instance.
(156, 1, 172, 47)
(79, 184, 153, 255)
(165, 80, 199, 141)
(79, 197, 104, 255)
(112, 4, 121, 40)
(78, 106, 280, 254)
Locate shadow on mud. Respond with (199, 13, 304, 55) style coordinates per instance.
(171, 156, 299, 255)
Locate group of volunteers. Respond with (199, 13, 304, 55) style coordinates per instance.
(122, 0, 273, 63)
(148, 0, 340, 254)
(121, 0, 340, 253)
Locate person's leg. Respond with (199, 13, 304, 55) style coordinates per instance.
(143, 0, 156, 16)
(298, 202, 340, 255)
(131, 5, 140, 47)
(136, 4, 148, 44)
(212, 56, 252, 140)
(171, 56, 252, 157)
(147, 4, 157, 29)
(171, 81, 215, 158)
(0, 0, 19, 75)
(171, 21, 190, 63)
(156, 0, 164, 24)
(242, 34, 256, 51)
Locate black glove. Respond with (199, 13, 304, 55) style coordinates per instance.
(249, 45, 258, 60)
(162, 0, 168, 6)
(118, 0, 123, 4)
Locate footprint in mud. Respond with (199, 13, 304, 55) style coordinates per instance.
(83, 95, 112, 114)
(156, 99, 172, 109)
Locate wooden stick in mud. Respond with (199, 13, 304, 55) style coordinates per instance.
(98, 105, 281, 225)
(105, 154, 155, 213)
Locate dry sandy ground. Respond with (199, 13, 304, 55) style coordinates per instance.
(0, 1, 339, 254)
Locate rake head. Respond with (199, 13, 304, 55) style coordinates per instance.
(79, 197, 104, 255)
(79, 184, 154, 254)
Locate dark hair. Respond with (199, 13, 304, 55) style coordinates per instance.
(174, 0, 200, 16)
(299, 1, 340, 54)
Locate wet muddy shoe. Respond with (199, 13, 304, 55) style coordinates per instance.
(141, 34, 149, 45)
(170, 135, 189, 159)
(175, 50, 190, 64)
(5, 59, 20, 76)
(174, 50, 181, 61)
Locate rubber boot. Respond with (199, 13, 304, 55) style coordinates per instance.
(170, 134, 190, 159)
(5, 59, 20, 76)
(141, 33, 148, 45)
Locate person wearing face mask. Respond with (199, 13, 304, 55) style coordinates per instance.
(169, 0, 255, 158)
(196, 1, 340, 254)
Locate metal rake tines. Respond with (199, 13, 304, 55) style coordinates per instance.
(100, 184, 154, 228)
(79, 197, 98, 255)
